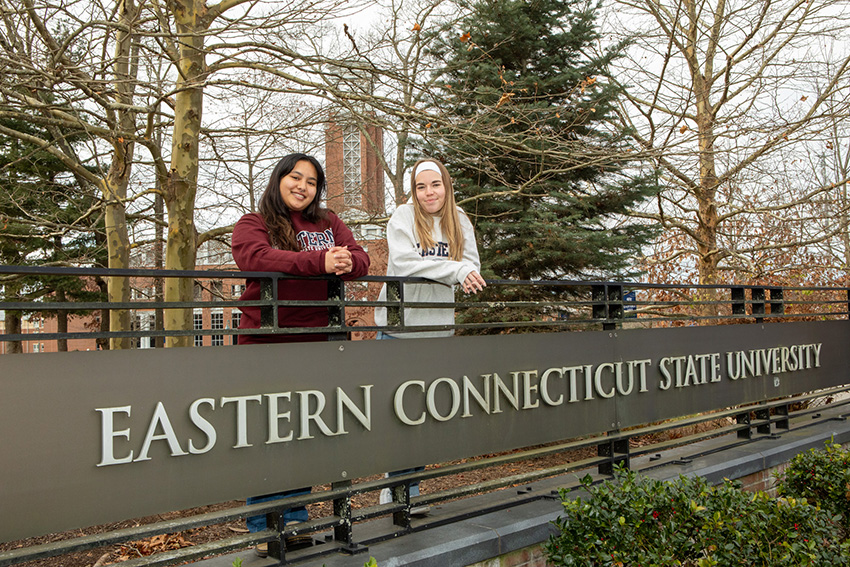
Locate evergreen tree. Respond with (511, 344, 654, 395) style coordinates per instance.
(422, 0, 659, 328)
(0, 116, 106, 351)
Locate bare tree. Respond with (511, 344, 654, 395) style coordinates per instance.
(198, 73, 332, 227)
(608, 0, 850, 296)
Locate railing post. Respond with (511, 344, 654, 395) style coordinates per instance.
(267, 508, 284, 560)
(327, 278, 346, 341)
(391, 482, 411, 528)
(592, 285, 606, 322)
(609, 285, 624, 324)
(847, 289, 850, 319)
(333, 480, 352, 545)
(751, 288, 765, 323)
(592, 284, 623, 331)
(755, 408, 772, 435)
(332, 479, 366, 554)
(736, 412, 752, 439)
(775, 404, 790, 431)
(768, 287, 784, 318)
(597, 431, 630, 475)
(731, 286, 746, 316)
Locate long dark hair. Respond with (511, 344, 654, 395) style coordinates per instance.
(258, 153, 328, 251)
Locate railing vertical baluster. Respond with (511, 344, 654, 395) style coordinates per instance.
(327, 278, 346, 340)
(332, 480, 367, 554)
(775, 404, 790, 431)
(608, 284, 624, 327)
(333, 480, 352, 545)
(386, 280, 403, 331)
(267, 508, 283, 560)
(592, 285, 606, 322)
(593, 285, 621, 330)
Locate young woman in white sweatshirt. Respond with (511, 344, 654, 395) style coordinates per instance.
(375, 158, 486, 509)
(375, 158, 486, 338)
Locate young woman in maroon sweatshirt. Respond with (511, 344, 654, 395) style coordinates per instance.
(231, 152, 369, 553)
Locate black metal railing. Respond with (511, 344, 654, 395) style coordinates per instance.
(2, 265, 849, 346)
(2, 265, 850, 565)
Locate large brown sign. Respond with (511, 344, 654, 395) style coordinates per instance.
(1, 320, 847, 541)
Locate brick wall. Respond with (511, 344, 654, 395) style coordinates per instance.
(737, 462, 790, 496)
(467, 546, 549, 567)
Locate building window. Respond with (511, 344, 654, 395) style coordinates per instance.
(363, 225, 383, 239)
(194, 310, 204, 347)
(132, 313, 154, 349)
(231, 284, 245, 297)
(211, 310, 224, 347)
(231, 311, 241, 345)
(343, 125, 362, 208)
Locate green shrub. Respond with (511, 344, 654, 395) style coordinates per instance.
(775, 438, 850, 533)
(546, 467, 849, 566)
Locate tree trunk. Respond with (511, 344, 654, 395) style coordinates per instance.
(155, 183, 165, 348)
(689, 0, 721, 317)
(164, 0, 206, 347)
(5, 311, 22, 354)
(103, 172, 132, 350)
(103, 0, 139, 349)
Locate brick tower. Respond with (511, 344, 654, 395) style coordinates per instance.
(324, 115, 386, 235)
(324, 114, 387, 338)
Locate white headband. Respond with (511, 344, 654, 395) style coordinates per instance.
(414, 161, 442, 179)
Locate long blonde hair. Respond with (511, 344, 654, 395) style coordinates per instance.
(410, 158, 465, 262)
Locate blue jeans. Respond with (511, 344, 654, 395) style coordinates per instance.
(246, 488, 310, 532)
(376, 331, 398, 340)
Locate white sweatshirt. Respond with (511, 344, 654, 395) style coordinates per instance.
(375, 203, 482, 338)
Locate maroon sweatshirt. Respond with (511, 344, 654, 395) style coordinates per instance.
(231, 211, 369, 344)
